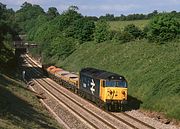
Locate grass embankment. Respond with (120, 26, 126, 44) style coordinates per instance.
(0, 68, 61, 129)
(56, 40, 180, 120)
(108, 20, 149, 31)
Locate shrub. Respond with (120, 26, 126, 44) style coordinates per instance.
(94, 20, 110, 43)
(123, 24, 144, 39)
(110, 30, 134, 43)
(119, 31, 135, 43)
(147, 13, 180, 42)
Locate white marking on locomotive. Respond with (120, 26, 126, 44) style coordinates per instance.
(83, 83, 86, 88)
(22, 70, 26, 81)
(90, 79, 95, 94)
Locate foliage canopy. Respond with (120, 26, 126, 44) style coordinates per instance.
(147, 13, 180, 42)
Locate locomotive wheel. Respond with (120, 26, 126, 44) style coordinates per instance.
(111, 104, 116, 111)
(105, 103, 110, 111)
(121, 104, 125, 112)
(96, 99, 100, 107)
(116, 103, 121, 112)
(97, 100, 102, 108)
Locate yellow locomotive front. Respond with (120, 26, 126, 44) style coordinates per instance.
(100, 79, 128, 110)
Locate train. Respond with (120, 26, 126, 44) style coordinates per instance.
(42, 65, 128, 111)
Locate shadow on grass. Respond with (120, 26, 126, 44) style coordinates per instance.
(0, 74, 58, 129)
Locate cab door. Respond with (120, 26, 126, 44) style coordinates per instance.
(100, 80, 106, 102)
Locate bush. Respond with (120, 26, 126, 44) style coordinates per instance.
(147, 13, 180, 42)
(119, 31, 135, 43)
(111, 24, 143, 43)
(94, 20, 110, 43)
(123, 24, 144, 39)
(110, 30, 134, 43)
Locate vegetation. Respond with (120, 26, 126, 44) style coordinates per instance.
(47, 7, 59, 19)
(0, 2, 61, 128)
(59, 40, 180, 120)
(123, 24, 144, 39)
(108, 20, 149, 31)
(15, 2, 45, 33)
(147, 13, 180, 42)
(0, 1, 180, 122)
(0, 69, 61, 129)
(99, 10, 180, 21)
(14, 2, 179, 64)
(13, 2, 180, 120)
(0, 2, 18, 69)
(94, 20, 110, 43)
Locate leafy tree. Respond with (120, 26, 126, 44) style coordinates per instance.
(49, 36, 78, 60)
(147, 10, 158, 19)
(84, 16, 98, 21)
(65, 18, 95, 42)
(47, 7, 59, 19)
(0, 2, 17, 67)
(68, 5, 79, 11)
(15, 2, 45, 33)
(27, 15, 49, 40)
(147, 13, 180, 42)
(50, 7, 82, 32)
(99, 14, 115, 21)
(94, 20, 110, 43)
(0, 2, 17, 42)
(33, 22, 61, 43)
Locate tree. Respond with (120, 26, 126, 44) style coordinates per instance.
(147, 13, 180, 42)
(147, 10, 158, 18)
(68, 5, 79, 11)
(15, 2, 45, 33)
(65, 18, 95, 42)
(27, 15, 49, 40)
(51, 6, 82, 32)
(0, 2, 17, 42)
(94, 20, 110, 43)
(0, 2, 17, 67)
(49, 36, 78, 60)
(47, 7, 59, 19)
(99, 14, 114, 21)
(84, 16, 98, 21)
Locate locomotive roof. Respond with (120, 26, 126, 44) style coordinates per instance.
(80, 67, 125, 80)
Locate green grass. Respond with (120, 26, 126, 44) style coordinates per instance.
(56, 40, 180, 120)
(0, 69, 61, 129)
(108, 20, 149, 31)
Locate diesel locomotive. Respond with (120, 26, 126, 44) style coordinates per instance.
(43, 65, 128, 110)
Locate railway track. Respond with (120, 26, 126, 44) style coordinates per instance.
(22, 54, 156, 129)
(23, 55, 122, 129)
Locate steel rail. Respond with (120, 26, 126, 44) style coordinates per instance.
(24, 54, 156, 129)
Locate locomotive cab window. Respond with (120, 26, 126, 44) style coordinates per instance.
(104, 80, 127, 88)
